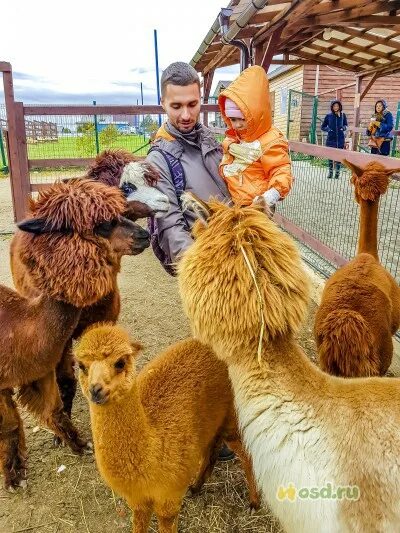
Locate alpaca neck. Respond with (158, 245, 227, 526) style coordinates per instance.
(89, 381, 153, 491)
(358, 199, 379, 259)
(217, 335, 325, 399)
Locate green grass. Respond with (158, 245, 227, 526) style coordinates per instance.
(27, 134, 151, 160)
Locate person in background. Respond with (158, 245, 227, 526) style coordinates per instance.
(321, 100, 348, 179)
(218, 65, 293, 215)
(366, 99, 394, 156)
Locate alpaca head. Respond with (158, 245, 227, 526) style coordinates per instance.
(17, 179, 150, 307)
(344, 160, 400, 204)
(74, 323, 142, 405)
(178, 194, 310, 361)
(87, 149, 170, 218)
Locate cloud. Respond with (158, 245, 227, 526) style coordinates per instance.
(13, 71, 47, 82)
(12, 86, 157, 105)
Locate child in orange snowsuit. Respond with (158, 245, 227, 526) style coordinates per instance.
(218, 65, 293, 210)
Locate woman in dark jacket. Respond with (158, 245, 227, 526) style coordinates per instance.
(321, 100, 348, 179)
(366, 99, 394, 156)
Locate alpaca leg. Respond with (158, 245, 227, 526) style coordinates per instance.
(224, 435, 261, 511)
(223, 410, 261, 511)
(131, 503, 153, 533)
(0, 389, 27, 490)
(189, 434, 223, 495)
(56, 339, 77, 418)
(154, 500, 181, 533)
(17, 372, 88, 454)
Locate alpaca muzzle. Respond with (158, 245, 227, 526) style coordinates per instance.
(89, 383, 109, 405)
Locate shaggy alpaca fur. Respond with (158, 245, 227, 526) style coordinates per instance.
(87, 149, 169, 217)
(10, 148, 166, 419)
(178, 194, 400, 533)
(75, 324, 260, 533)
(1, 179, 149, 490)
(314, 161, 400, 377)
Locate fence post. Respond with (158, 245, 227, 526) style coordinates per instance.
(0, 126, 7, 173)
(93, 100, 100, 154)
(286, 89, 292, 139)
(310, 96, 318, 145)
(391, 101, 400, 157)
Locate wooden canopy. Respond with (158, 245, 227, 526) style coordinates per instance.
(190, 0, 400, 79)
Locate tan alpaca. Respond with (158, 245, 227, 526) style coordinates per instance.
(314, 160, 400, 377)
(178, 193, 400, 533)
(74, 324, 259, 533)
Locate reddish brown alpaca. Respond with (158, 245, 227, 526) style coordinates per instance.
(314, 160, 400, 377)
(1, 179, 149, 489)
(11, 149, 167, 419)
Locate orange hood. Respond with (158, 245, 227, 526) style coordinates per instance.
(218, 65, 272, 143)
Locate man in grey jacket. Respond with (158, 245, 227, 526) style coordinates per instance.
(146, 61, 230, 266)
(146, 63, 234, 461)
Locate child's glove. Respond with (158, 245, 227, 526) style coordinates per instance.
(261, 187, 281, 207)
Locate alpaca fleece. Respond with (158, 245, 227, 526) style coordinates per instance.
(178, 195, 400, 533)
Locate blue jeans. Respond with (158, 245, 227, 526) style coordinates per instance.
(371, 140, 391, 156)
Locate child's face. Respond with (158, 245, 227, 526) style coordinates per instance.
(332, 103, 340, 113)
(376, 102, 384, 113)
(229, 117, 248, 132)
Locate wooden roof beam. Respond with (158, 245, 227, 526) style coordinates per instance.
(322, 37, 395, 60)
(301, 0, 400, 26)
(339, 26, 400, 52)
(308, 0, 371, 16)
(203, 45, 238, 75)
(292, 50, 362, 72)
(297, 42, 386, 66)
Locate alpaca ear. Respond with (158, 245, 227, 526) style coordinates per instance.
(130, 340, 143, 354)
(17, 217, 50, 235)
(385, 167, 400, 177)
(181, 192, 212, 226)
(343, 159, 363, 177)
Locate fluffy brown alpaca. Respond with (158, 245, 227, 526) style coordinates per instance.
(178, 193, 400, 532)
(74, 324, 260, 533)
(314, 161, 400, 377)
(10, 149, 169, 419)
(1, 179, 150, 490)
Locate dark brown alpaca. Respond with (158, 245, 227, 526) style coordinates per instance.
(314, 160, 400, 377)
(11, 149, 169, 420)
(1, 178, 150, 489)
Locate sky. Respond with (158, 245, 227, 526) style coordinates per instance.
(1, 0, 244, 105)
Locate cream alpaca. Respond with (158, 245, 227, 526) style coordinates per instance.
(75, 324, 259, 533)
(178, 194, 400, 533)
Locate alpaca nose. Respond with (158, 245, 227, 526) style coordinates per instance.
(90, 383, 108, 404)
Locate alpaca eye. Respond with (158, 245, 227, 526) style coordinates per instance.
(78, 362, 87, 374)
(114, 358, 126, 371)
(120, 182, 137, 197)
(95, 220, 117, 237)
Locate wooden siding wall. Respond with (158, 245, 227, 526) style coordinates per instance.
(303, 65, 400, 128)
(269, 66, 304, 134)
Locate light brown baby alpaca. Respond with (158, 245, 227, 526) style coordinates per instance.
(75, 324, 260, 533)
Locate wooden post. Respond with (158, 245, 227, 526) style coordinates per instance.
(14, 102, 31, 217)
(202, 70, 214, 127)
(352, 76, 363, 152)
(2, 63, 30, 221)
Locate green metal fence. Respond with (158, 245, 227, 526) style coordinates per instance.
(286, 90, 318, 143)
(277, 150, 400, 285)
(0, 104, 8, 173)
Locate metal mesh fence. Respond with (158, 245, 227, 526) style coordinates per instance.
(277, 151, 400, 284)
(23, 108, 168, 184)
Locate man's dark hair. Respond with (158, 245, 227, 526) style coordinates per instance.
(161, 62, 200, 97)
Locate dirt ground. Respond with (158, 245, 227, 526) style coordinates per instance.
(0, 177, 321, 533)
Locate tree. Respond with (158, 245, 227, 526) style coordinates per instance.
(61, 127, 71, 134)
(99, 124, 120, 148)
(76, 122, 96, 156)
(77, 122, 95, 134)
(140, 115, 158, 136)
